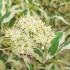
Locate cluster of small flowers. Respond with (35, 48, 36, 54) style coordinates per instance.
(3, 16, 55, 56)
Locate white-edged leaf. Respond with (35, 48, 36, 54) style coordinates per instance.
(59, 41, 70, 52)
(48, 32, 63, 55)
(51, 16, 70, 25)
(50, 65, 55, 70)
(33, 47, 43, 58)
(24, 47, 43, 63)
(61, 43, 70, 51)
(24, 56, 34, 70)
(2, 5, 22, 23)
(28, 63, 34, 70)
(59, 32, 65, 46)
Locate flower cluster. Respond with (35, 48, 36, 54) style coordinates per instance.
(2, 16, 55, 56)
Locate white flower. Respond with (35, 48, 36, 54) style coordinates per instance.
(5, 28, 21, 41)
(3, 16, 55, 55)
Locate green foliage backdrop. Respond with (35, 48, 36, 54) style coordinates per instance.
(0, 0, 70, 70)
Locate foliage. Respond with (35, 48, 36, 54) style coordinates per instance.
(0, 0, 70, 70)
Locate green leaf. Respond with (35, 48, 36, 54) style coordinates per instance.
(0, 0, 3, 26)
(23, 9, 28, 15)
(0, 0, 2, 18)
(0, 0, 2, 10)
(50, 65, 55, 70)
(23, 56, 34, 70)
(28, 0, 32, 3)
(0, 55, 7, 62)
(2, 12, 12, 23)
(55, 32, 63, 38)
(24, 47, 42, 63)
(28, 63, 34, 70)
(32, 47, 43, 63)
(48, 37, 59, 55)
(0, 12, 10, 24)
(48, 32, 63, 55)
(4, 12, 10, 18)
(33, 47, 43, 57)
(8, 17, 16, 27)
(6, 0, 11, 12)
